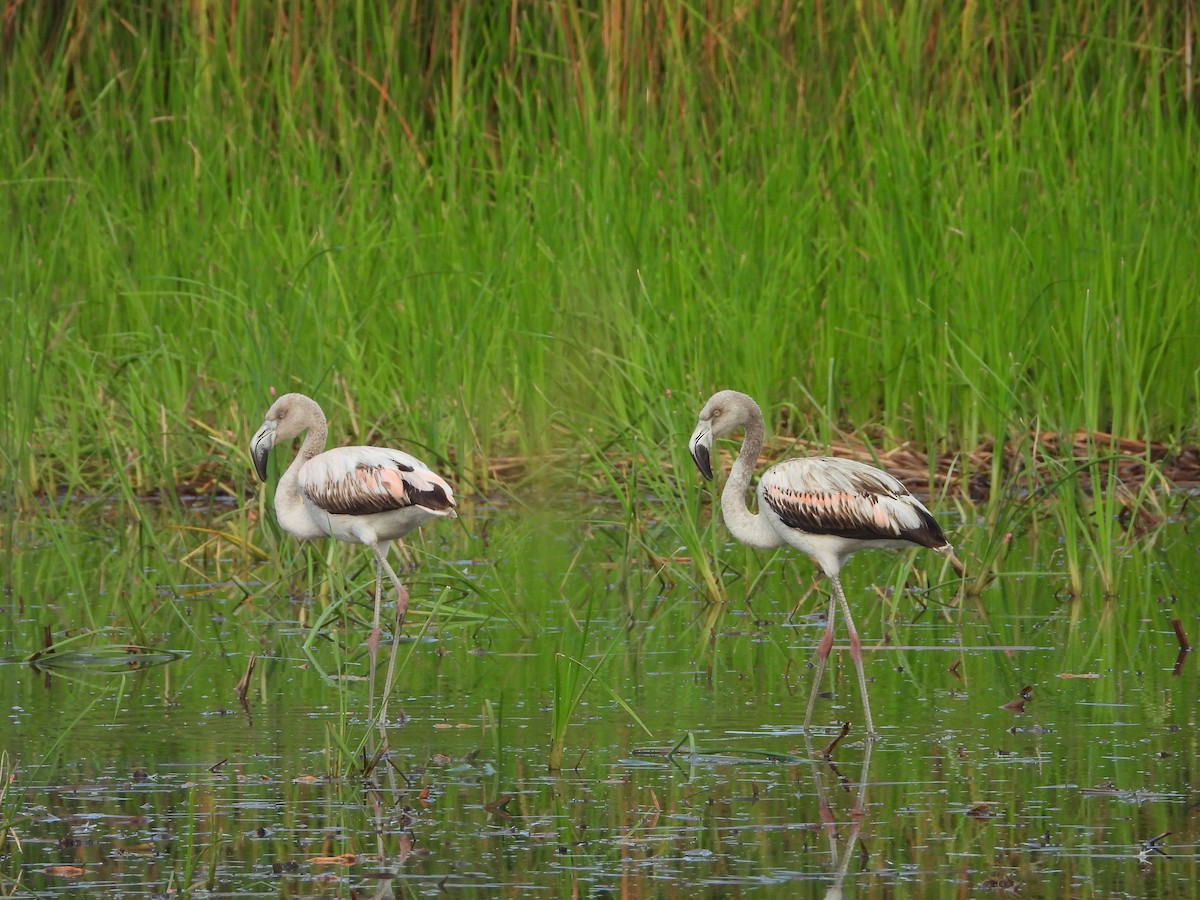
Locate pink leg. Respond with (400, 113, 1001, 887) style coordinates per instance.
(803, 591, 838, 730)
(833, 575, 877, 739)
(394, 582, 410, 632)
(367, 566, 384, 660)
(817, 616, 836, 660)
(373, 543, 411, 730)
(366, 563, 384, 720)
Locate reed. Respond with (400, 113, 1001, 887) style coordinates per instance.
(2, 1, 1196, 602)
(0, 750, 18, 861)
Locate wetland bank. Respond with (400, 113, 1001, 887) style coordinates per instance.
(2, 2, 1199, 896)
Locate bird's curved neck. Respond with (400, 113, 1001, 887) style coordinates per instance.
(721, 412, 785, 549)
(279, 418, 328, 496)
(297, 418, 328, 463)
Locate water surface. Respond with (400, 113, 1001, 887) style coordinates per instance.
(2, 498, 1197, 897)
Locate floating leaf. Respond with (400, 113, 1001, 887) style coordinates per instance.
(45, 866, 86, 877)
(307, 854, 357, 866)
(29, 644, 182, 674)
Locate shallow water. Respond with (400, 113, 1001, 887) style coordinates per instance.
(2, 498, 1197, 897)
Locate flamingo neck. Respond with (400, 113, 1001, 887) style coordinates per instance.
(720, 411, 785, 550)
(277, 416, 328, 510)
(297, 416, 328, 463)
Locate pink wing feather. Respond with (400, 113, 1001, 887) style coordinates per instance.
(300, 447, 455, 517)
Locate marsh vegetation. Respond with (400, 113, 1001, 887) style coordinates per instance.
(2, 2, 1198, 895)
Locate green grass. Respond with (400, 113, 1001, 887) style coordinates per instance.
(1, 1, 1197, 622)
(2, 1, 1196, 505)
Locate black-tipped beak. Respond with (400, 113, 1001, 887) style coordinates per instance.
(688, 423, 714, 480)
(250, 422, 275, 482)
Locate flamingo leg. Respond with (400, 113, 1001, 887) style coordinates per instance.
(368, 565, 384, 658)
(366, 558, 384, 722)
(832, 574, 877, 739)
(375, 547, 411, 632)
(371, 542, 411, 729)
(803, 585, 838, 730)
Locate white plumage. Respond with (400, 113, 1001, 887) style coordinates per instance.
(250, 392, 455, 715)
(689, 389, 962, 737)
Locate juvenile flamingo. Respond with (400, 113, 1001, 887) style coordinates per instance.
(250, 393, 455, 716)
(688, 390, 963, 737)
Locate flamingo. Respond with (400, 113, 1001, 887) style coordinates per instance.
(688, 389, 963, 737)
(250, 393, 456, 716)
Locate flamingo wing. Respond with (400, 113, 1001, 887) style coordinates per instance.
(299, 447, 456, 517)
(760, 457, 947, 547)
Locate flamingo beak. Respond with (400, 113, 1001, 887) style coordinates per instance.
(250, 421, 276, 482)
(689, 422, 714, 480)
